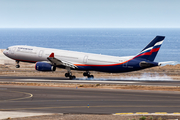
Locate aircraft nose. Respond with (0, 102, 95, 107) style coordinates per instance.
(3, 49, 8, 56)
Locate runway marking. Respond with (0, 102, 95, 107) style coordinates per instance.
(0, 90, 33, 101)
(115, 113, 134, 115)
(173, 113, 180, 114)
(15, 79, 140, 84)
(115, 112, 180, 115)
(155, 112, 167, 114)
(136, 112, 149, 114)
(1, 99, 180, 103)
(1, 105, 180, 111)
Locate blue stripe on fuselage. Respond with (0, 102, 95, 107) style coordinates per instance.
(76, 59, 158, 73)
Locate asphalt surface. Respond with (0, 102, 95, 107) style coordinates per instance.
(0, 76, 180, 86)
(0, 84, 180, 114)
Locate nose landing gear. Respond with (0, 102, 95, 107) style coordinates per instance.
(16, 60, 20, 68)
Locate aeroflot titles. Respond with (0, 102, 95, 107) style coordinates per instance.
(18, 47, 33, 50)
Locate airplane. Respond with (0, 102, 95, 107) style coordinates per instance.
(3, 36, 165, 79)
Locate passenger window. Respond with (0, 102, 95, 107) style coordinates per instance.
(119, 60, 123, 62)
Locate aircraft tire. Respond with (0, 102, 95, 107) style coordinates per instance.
(88, 75, 94, 79)
(83, 72, 88, 76)
(65, 73, 70, 77)
(16, 65, 20, 68)
(69, 76, 76, 80)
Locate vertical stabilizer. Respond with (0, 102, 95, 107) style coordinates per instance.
(133, 36, 165, 61)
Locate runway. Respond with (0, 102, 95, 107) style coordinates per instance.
(0, 76, 180, 87)
(0, 76, 180, 114)
(0, 85, 180, 114)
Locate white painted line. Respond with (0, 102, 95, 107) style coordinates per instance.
(15, 79, 139, 84)
(114, 112, 180, 115)
(0, 111, 53, 119)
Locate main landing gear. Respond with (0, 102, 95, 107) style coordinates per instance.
(83, 71, 94, 79)
(65, 67, 94, 80)
(65, 72, 76, 80)
(65, 67, 76, 80)
(16, 60, 20, 68)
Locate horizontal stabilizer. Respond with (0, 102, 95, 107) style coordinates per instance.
(158, 61, 178, 66)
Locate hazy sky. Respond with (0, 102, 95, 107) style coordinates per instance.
(0, 0, 180, 28)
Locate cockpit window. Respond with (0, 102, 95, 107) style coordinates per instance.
(6, 48, 9, 50)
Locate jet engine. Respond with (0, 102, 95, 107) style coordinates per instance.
(139, 61, 157, 68)
(35, 62, 56, 71)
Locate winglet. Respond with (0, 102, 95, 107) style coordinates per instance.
(49, 53, 54, 57)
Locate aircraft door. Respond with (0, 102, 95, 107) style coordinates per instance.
(38, 50, 44, 57)
(123, 61, 128, 68)
(83, 55, 88, 63)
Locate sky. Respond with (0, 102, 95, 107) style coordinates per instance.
(0, 0, 180, 28)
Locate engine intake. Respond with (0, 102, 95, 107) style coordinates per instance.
(35, 62, 56, 71)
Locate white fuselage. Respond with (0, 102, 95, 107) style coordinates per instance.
(3, 45, 133, 65)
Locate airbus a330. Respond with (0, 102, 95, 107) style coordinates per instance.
(3, 36, 165, 79)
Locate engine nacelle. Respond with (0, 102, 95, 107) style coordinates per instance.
(35, 62, 56, 71)
(139, 61, 158, 68)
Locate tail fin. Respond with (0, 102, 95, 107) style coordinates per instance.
(133, 36, 165, 61)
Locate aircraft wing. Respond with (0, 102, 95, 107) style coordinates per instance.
(47, 53, 77, 69)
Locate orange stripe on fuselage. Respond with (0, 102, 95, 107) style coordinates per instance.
(74, 47, 160, 67)
(74, 60, 130, 67)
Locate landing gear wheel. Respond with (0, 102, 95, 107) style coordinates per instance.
(65, 67, 76, 80)
(88, 75, 94, 79)
(83, 71, 94, 79)
(16, 65, 20, 68)
(83, 72, 88, 76)
(15, 60, 20, 68)
(65, 73, 70, 77)
(69, 75, 76, 80)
